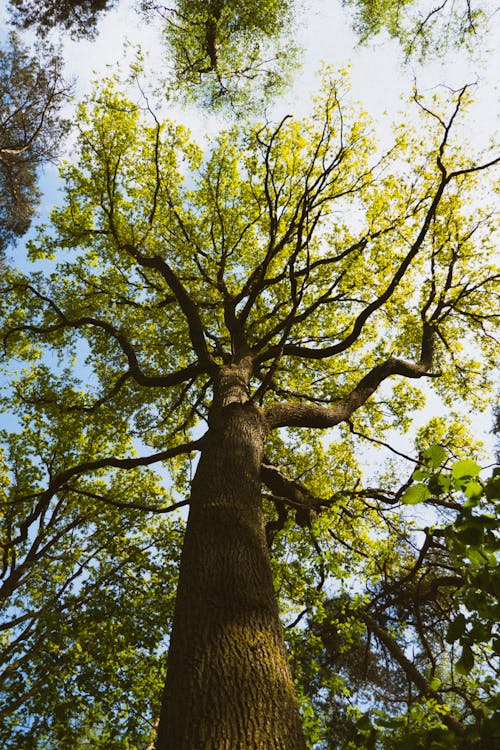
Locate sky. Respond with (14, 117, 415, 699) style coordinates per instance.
(1, 0, 499, 462)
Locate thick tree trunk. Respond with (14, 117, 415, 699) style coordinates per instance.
(155, 400, 306, 749)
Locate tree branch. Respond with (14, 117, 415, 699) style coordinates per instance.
(264, 322, 436, 429)
(10, 437, 205, 549)
(359, 609, 466, 737)
(66, 485, 189, 514)
(274, 168, 447, 362)
(261, 463, 327, 513)
(122, 245, 217, 372)
(6, 282, 204, 387)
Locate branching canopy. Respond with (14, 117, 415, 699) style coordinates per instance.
(0, 72, 498, 746)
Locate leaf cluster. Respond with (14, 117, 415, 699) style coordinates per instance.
(0, 33, 70, 258)
(8, 0, 117, 39)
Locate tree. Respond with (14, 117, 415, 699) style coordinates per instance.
(141, 0, 298, 107)
(343, 0, 492, 58)
(1, 70, 498, 747)
(7, 0, 496, 108)
(8, 0, 117, 39)
(0, 33, 69, 258)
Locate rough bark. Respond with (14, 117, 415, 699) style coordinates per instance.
(155, 365, 306, 749)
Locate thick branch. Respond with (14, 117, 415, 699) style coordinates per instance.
(269, 106, 500, 365)
(7, 283, 204, 387)
(275, 172, 447, 361)
(10, 437, 205, 549)
(264, 324, 435, 429)
(261, 463, 326, 511)
(123, 246, 216, 371)
(66, 485, 189, 515)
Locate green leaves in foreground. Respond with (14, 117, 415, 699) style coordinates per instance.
(402, 449, 483, 505)
(404, 452, 499, 675)
(400, 483, 431, 504)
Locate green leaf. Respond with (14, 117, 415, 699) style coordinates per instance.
(401, 484, 431, 504)
(452, 460, 480, 480)
(412, 468, 429, 481)
(455, 644, 474, 674)
(445, 613, 466, 643)
(468, 621, 491, 642)
(423, 444, 446, 468)
(428, 472, 450, 496)
(466, 548, 487, 567)
(464, 480, 483, 499)
(456, 522, 484, 546)
(485, 474, 500, 500)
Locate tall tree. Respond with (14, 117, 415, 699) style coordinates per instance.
(1, 74, 498, 747)
(7, 1, 495, 108)
(0, 33, 69, 258)
(8, 0, 117, 38)
(343, 0, 492, 58)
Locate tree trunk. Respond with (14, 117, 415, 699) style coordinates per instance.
(155, 400, 306, 749)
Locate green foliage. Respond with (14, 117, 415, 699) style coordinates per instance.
(145, 0, 298, 108)
(284, 455, 499, 748)
(0, 59, 498, 748)
(400, 483, 431, 503)
(0, 445, 182, 747)
(343, 0, 489, 59)
(0, 33, 69, 257)
(7, 1, 496, 113)
(11, 0, 297, 108)
(8, 0, 117, 38)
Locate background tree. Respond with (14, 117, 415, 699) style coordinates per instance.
(342, 0, 493, 58)
(8, 0, 297, 108)
(0, 33, 69, 259)
(0, 70, 498, 747)
(7, 0, 497, 108)
(8, 0, 117, 39)
(140, 0, 298, 107)
(288, 449, 500, 748)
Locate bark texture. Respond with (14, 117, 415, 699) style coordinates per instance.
(155, 397, 306, 749)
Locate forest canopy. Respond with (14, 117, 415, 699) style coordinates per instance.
(0, 2, 498, 749)
(5, 1, 498, 105)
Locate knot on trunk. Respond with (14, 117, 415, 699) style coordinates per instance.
(219, 370, 250, 408)
(210, 357, 255, 423)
